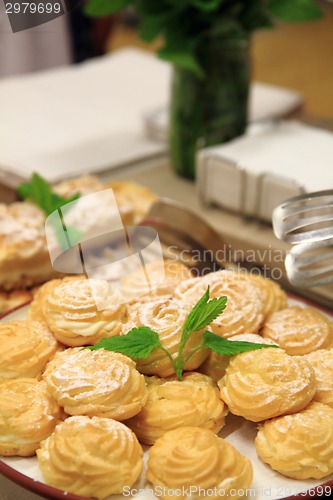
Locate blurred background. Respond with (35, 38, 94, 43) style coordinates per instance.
(0, 0, 332, 118)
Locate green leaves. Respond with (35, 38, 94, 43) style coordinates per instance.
(191, 0, 222, 12)
(86, 287, 277, 380)
(17, 173, 82, 251)
(84, 0, 322, 78)
(182, 287, 227, 341)
(85, 0, 130, 17)
(17, 173, 80, 217)
(86, 327, 162, 358)
(203, 330, 278, 356)
(158, 44, 204, 78)
(268, 0, 322, 22)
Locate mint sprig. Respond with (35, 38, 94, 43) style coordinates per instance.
(174, 286, 227, 380)
(86, 287, 277, 380)
(203, 330, 277, 356)
(17, 173, 82, 251)
(87, 327, 162, 359)
(17, 173, 80, 217)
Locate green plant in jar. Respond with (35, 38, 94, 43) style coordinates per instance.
(85, 0, 322, 179)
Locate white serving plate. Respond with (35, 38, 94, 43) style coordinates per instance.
(1, 299, 333, 500)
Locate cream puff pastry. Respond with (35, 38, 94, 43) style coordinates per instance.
(0, 202, 58, 290)
(262, 306, 333, 355)
(218, 348, 316, 421)
(237, 272, 288, 320)
(43, 348, 148, 419)
(37, 416, 143, 499)
(120, 260, 193, 304)
(255, 402, 333, 479)
(174, 271, 264, 337)
(147, 427, 253, 500)
(27, 278, 64, 323)
(0, 378, 62, 456)
(43, 277, 127, 346)
(106, 180, 158, 224)
(128, 299, 209, 377)
(0, 288, 34, 315)
(0, 320, 58, 382)
(125, 372, 227, 444)
(53, 175, 104, 198)
(199, 334, 277, 382)
(304, 349, 333, 407)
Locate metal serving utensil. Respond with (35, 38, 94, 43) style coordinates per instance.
(272, 189, 333, 244)
(273, 190, 333, 288)
(144, 198, 333, 309)
(141, 197, 232, 275)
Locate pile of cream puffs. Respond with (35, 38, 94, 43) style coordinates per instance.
(1, 263, 333, 500)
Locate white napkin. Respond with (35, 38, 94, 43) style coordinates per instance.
(197, 120, 333, 221)
(0, 48, 169, 187)
(0, 47, 304, 188)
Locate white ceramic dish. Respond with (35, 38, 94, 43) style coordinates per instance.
(1, 299, 333, 500)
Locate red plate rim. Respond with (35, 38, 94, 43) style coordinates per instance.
(1, 299, 333, 500)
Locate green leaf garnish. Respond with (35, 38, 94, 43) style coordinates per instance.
(203, 330, 278, 356)
(17, 173, 82, 251)
(86, 327, 162, 359)
(17, 173, 80, 217)
(85, 287, 277, 380)
(182, 286, 227, 341)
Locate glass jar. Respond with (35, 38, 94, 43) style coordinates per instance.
(169, 38, 250, 179)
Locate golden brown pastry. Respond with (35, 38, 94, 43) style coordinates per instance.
(0, 289, 33, 315)
(147, 427, 253, 500)
(43, 277, 127, 346)
(262, 306, 333, 355)
(255, 401, 333, 479)
(128, 299, 209, 377)
(27, 278, 64, 323)
(43, 347, 148, 420)
(304, 349, 333, 407)
(107, 180, 158, 224)
(0, 320, 58, 382)
(125, 372, 227, 444)
(174, 271, 264, 337)
(53, 175, 104, 197)
(0, 202, 58, 290)
(218, 348, 316, 422)
(120, 260, 193, 304)
(0, 378, 63, 457)
(199, 333, 277, 382)
(236, 272, 288, 320)
(37, 416, 143, 499)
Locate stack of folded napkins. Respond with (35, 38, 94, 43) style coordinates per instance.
(197, 120, 333, 222)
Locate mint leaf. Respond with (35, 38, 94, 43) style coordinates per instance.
(191, 0, 222, 12)
(52, 219, 83, 251)
(86, 326, 162, 359)
(85, 0, 129, 17)
(158, 47, 204, 78)
(139, 13, 169, 42)
(17, 173, 80, 217)
(268, 0, 322, 22)
(203, 330, 278, 356)
(174, 287, 227, 380)
(182, 287, 227, 341)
